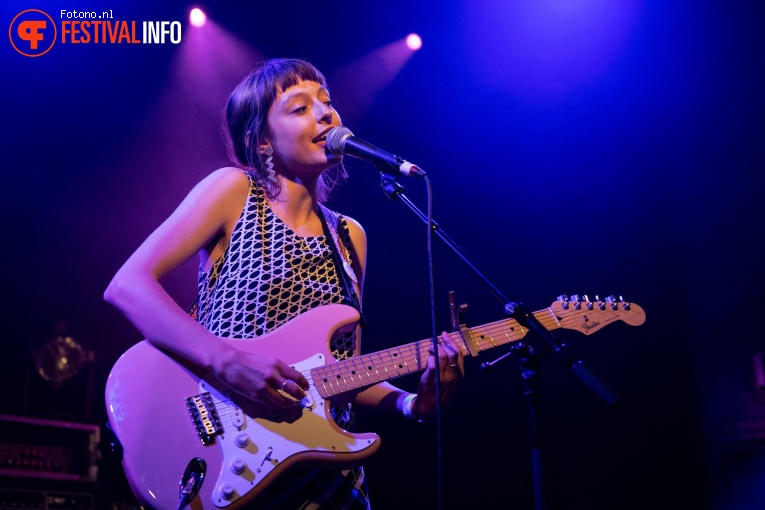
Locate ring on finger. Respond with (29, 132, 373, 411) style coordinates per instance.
(280, 379, 294, 391)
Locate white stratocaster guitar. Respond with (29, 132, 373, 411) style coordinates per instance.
(105, 295, 645, 509)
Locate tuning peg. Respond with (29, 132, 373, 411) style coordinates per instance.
(583, 295, 594, 310)
(605, 295, 618, 310)
(570, 294, 582, 310)
(594, 295, 606, 310)
(619, 295, 631, 311)
(557, 295, 569, 310)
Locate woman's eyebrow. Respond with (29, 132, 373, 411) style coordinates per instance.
(282, 87, 329, 104)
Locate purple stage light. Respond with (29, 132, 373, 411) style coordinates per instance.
(190, 8, 206, 27)
(406, 33, 422, 51)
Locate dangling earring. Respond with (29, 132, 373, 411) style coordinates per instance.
(263, 146, 276, 183)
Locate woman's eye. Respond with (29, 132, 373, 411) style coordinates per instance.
(293, 106, 308, 114)
(324, 100, 333, 108)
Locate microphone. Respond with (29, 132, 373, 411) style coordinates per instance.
(325, 126, 426, 178)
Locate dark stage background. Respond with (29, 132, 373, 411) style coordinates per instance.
(2, 1, 764, 509)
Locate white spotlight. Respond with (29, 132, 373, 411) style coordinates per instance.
(406, 33, 422, 51)
(190, 8, 206, 27)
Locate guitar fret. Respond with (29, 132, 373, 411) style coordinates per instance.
(378, 352, 393, 379)
(325, 375, 341, 396)
(485, 325, 498, 347)
(333, 366, 352, 393)
(399, 346, 418, 374)
(348, 357, 366, 387)
(447, 331, 472, 356)
(390, 348, 403, 374)
(501, 319, 524, 343)
(319, 376, 330, 397)
(388, 348, 408, 375)
(499, 325, 512, 344)
(387, 352, 400, 376)
(319, 366, 341, 396)
(536, 309, 560, 329)
(372, 358, 383, 383)
(474, 324, 497, 350)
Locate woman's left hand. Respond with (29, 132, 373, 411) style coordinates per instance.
(413, 331, 465, 420)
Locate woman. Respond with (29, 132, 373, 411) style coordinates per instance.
(105, 58, 463, 508)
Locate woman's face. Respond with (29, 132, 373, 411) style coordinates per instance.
(265, 79, 342, 179)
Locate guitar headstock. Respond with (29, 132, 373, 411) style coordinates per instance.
(549, 295, 646, 336)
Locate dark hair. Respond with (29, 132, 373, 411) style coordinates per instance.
(224, 58, 346, 202)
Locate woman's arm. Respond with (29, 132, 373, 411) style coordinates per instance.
(104, 167, 308, 408)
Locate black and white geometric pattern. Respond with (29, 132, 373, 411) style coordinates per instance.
(197, 170, 357, 358)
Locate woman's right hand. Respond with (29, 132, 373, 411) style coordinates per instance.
(213, 345, 310, 411)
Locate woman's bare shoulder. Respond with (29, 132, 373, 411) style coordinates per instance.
(340, 214, 365, 237)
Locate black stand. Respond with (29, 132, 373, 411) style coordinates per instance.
(481, 340, 546, 509)
(379, 173, 619, 510)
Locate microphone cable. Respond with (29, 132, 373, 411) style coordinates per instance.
(423, 174, 444, 510)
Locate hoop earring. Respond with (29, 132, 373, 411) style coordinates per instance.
(263, 146, 276, 183)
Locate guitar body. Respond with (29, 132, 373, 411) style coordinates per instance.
(105, 304, 379, 510)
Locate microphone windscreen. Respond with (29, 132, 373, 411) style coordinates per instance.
(325, 126, 353, 156)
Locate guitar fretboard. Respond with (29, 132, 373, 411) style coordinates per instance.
(311, 308, 560, 399)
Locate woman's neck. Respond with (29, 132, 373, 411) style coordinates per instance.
(268, 175, 323, 236)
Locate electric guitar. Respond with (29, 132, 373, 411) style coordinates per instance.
(105, 295, 645, 509)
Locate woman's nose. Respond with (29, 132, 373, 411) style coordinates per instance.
(317, 103, 334, 123)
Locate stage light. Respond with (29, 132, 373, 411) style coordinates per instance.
(406, 33, 422, 51)
(190, 8, 206, 27)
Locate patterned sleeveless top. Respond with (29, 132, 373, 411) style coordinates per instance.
(196, 170, 357, 428)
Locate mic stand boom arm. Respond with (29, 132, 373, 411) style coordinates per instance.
(378, 173, 618, 404)
(378, 172, 619, 510)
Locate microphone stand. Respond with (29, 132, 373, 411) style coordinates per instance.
(378, 172, 619, 510)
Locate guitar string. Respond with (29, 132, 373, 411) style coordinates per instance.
(206, 306, 631, 427)
(202, 315, 544, 424)
(300, 306, 628, 397)
(312, 303, 630, 389)
(304, 319, 532, 396)
(308, 315, 540, 393)
(205, 321, 529, 421)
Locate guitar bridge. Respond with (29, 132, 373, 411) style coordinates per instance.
(186, 393, 223, 445)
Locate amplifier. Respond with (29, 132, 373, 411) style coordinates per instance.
(0, 487, 95, 510)
(0, 414, 100, 483)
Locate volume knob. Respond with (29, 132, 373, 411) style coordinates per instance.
(234, 433, 249, 448)
(220, 483, 236, 500)
(231, 458, 246, 474)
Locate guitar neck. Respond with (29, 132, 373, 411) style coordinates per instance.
(312, 308, 558, 399)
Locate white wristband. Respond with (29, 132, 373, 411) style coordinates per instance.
(402, 394, 417, 420)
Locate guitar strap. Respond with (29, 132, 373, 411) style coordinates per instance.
(186, 298, 198, 320)
(318, 204, 368, 330)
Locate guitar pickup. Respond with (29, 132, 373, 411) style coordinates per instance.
(186, 393, 223, 445)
